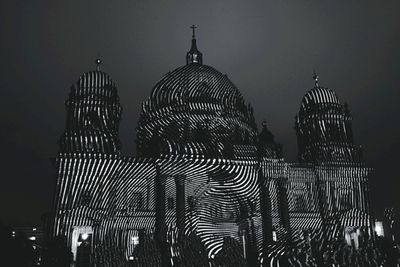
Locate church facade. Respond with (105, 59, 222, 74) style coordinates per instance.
(51, 30, 373, 266)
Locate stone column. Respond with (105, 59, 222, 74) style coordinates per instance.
(258, 167, 272, 247)
(175, 175, 186, 240)
(329, 181, 337, 212)
(154, 165, 170, 267)
(277, 177, 290, 231)
(154, 165, 166, 243)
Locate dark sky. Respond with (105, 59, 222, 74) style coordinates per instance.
(1, 0, 399, 225)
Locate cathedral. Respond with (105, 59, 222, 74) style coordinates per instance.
(51, 28, 374, 266)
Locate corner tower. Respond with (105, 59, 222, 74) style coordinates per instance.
(295, 73, 362, 163)
(58, 59, 122, 154)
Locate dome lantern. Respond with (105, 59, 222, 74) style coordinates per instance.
(186, 25, 203, 65)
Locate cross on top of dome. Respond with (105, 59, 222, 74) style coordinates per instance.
(191, 24, 196, 38)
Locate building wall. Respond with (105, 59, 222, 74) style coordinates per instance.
(53, 153, 372, 263)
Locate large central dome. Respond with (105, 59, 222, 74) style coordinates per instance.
(144, 64, 246, 113)
(136, 32, 257, 158)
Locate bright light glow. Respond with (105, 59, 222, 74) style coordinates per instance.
(29, 236, 36, 241)
(375, 221, 384, 237)
(81, 233, 89, 240)
(33, 228, 37, 231)
(128, 256, 134, 261)
(272, 231, 277, 241)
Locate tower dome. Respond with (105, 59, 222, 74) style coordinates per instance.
(295, 73, 362, 163)
(136, 28, 257, 158)
(299, 72, 342, 116)
(299, 86, 341, 114)
(59, 59, 122, 154)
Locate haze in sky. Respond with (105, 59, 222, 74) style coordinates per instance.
(1, 0, 399, 225)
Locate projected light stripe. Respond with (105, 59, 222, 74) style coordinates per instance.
(52, 62, 374, 266)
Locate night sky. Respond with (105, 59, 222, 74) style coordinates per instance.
(1, 0, 399, 225)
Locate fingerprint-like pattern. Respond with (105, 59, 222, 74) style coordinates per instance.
(52, 158, 373, 265)
(136, 63, 258, 159)
(51, 57, 375, 266)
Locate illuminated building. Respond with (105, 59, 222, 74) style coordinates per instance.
(51, 27, 373, 266)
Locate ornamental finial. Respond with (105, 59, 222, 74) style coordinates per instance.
(313, 70, 319, 87)
(96, 58, 101, 71)
(262, 120, 267, 128)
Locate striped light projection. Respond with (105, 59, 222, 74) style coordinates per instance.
(51, 37, 376, 266)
